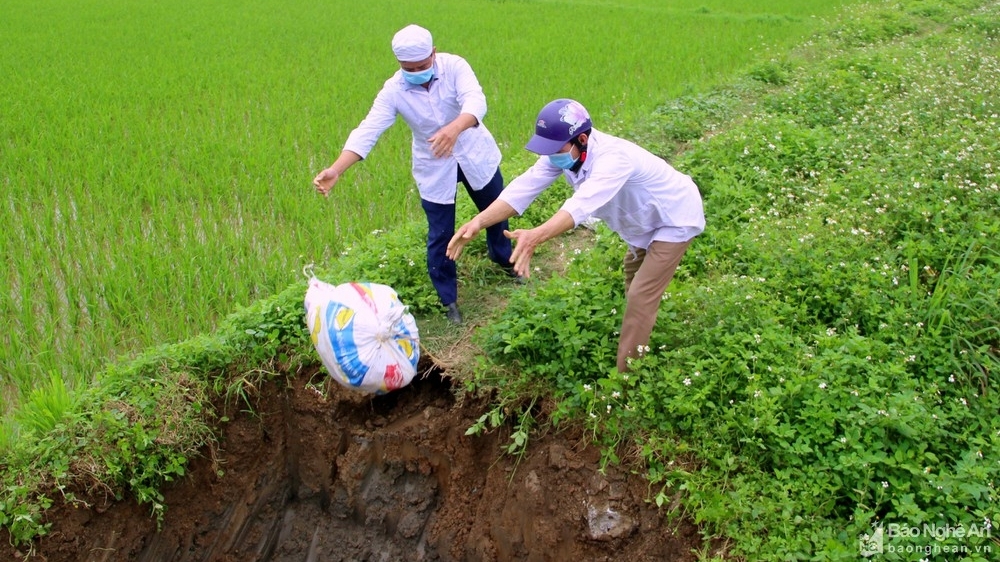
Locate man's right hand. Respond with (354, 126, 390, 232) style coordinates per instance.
(313, 167, 340, 196)
(447, 219, 482, 261)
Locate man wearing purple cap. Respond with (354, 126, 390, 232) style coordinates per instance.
(447, 99, 705, 371)
(313, 24, 514, 325)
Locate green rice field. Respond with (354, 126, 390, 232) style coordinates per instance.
(1, 0, 867, 414)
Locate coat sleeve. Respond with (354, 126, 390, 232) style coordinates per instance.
(450, 57, 487, 125)
(499, 157, 563, 215)
(343, 81, 399, 159)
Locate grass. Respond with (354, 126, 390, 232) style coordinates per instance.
(1, 0, 867, 415)
(470, 0, 1000, 558)
(5, 0, 998, 559)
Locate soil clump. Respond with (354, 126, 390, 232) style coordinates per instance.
(3, 364, 701, 561)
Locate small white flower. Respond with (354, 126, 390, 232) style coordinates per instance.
(611, 391, 621, 399)
(818, 382, 827, 389)
(949, 375, 956, 383)
(583, 384, 592, 392)
(882, 481, 889, 489)
(754, 390, 762, 398)
(683, 378, 692, 386)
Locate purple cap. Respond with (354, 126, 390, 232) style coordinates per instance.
(525, 99, 592, 155)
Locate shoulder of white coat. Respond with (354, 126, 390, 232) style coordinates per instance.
(436, 52, 474, 74)
(377, 70, 406, 98)
(589, 130, 633, 161)
(434, 52, 461, 63)
(379, 70, 407, 91)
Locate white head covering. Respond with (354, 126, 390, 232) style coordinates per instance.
(392, 25, 433, 62)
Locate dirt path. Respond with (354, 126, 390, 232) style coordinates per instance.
(5, 363, 702, 561)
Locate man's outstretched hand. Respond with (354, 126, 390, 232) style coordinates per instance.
(503, 227, 544, 278)
(447, 219, 482, 261)
(313, 167, 340, 196)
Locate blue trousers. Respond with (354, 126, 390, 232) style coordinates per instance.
(420, 166, 512, 306)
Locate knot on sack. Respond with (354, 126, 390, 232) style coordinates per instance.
(375, 308, 407, 344)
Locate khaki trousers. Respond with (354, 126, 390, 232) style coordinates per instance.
(617, 240, 691, 372)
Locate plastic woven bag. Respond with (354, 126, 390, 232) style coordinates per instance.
(304, 278, 420, 394)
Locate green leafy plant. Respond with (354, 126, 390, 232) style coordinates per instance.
(472, 1, 1000, 557)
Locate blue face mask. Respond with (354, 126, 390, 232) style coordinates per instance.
(548, 151, 578, 170)
(402, 67, 434, 85)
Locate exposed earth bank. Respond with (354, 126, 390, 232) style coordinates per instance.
(4, 364, 702, 561)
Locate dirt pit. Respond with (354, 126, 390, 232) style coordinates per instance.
(5, 363, 702, 561)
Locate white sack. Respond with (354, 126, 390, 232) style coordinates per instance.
(305, 278, 420, 394)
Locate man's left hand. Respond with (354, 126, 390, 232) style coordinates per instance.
(428, 124, 459, 158)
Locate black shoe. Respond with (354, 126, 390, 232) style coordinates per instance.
(501, 265, 526, 284)
(444, 302, 463, 325)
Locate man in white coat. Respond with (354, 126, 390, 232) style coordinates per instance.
(313, 24, 513, 324)
(447, 99, 705, 371)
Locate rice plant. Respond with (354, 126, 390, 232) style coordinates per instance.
(0, 0, 866, 415)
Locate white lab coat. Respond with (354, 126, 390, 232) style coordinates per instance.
(343, 53, 502, 205)
(499, 129, 705, 249)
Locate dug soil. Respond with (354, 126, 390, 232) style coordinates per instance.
(4, 363, 703, 561)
